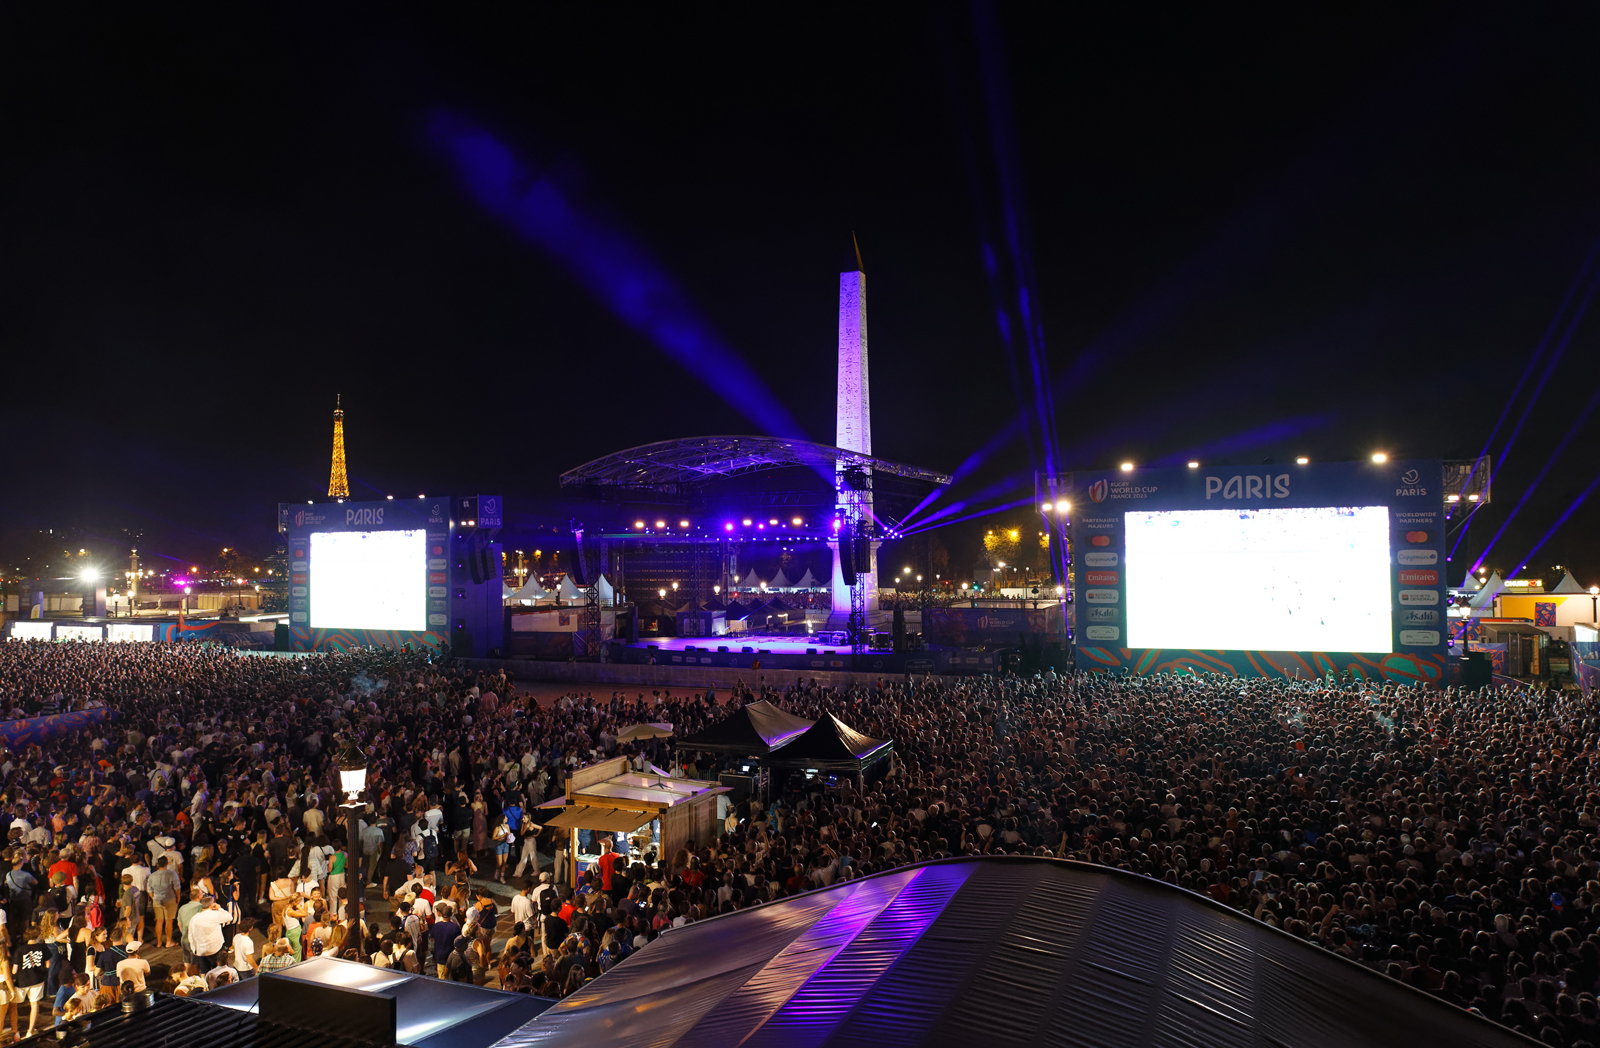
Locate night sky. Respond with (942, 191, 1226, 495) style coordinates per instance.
(5, 3, 1600, 584)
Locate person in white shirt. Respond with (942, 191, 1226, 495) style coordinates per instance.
(186, 896, 231, 970)
(510, 882, 535, 929)
(232, 919, 258, 976)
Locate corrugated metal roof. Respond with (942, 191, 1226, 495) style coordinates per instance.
(30, 994, 397, 1048)
(491, 856, 1541, 1048)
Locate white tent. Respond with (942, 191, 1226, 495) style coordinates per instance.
(1551, 571, 1587, 594)
(1469, 571, 1505, 610)
(509, 576, 552, 604)
(503, 583, 518, 601)
(794, 567, 819, 589)
(739, 569, 763, 589)
(558, 574, 617, 605)
(769, 568, 791, 589)
(1457, 574, 1482, 593)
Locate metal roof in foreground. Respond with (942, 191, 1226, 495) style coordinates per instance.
(559, 436, 952, 494)
(493, 856, 1537, 1048)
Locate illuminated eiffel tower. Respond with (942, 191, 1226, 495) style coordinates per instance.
(327, 394, 350, 498)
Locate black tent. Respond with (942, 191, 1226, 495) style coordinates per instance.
(766, 711, 892, 773)
(490, 856, 1537, 1048)
(675, 699, 813, 756)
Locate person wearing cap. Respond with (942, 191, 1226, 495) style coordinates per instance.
(113, 939, 149, 995)
(258, 938, 296, 973)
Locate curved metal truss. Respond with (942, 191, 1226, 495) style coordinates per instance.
(560, 435, 952, 495)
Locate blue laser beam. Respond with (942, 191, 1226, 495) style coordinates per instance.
(1468, 382, 1600, 574)
(427, 110, 803, 440)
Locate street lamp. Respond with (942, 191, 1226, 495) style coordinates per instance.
(335, 736, 368, 939)
(1591, 585, 1598, 622)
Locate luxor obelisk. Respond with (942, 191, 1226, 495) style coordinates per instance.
(830, 243, 878, 618)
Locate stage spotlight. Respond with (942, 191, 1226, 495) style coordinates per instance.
(1187, 462, 1199, 469)
(635, 521, 645, 529)
(1041, 502, 1052, 512)
(1296, 457, 1309, 464)
(1467, 494, 1480, 502)
(81, 568, 98, 580)
(768, 518, 778, 525)
(1056, 500, 1069, 513)
(1371, 452, 1388, 463)
(742, 518, 753, 526)
(791, 517, 802, 525)
(418, 494, 425, 499)
(655, 520, 666, 529)
(678, 520, 689, 528)
(724, 522, 734, 531)
(1446, 495, 1460, 503)
(386, 495, 394, 500)
(1121, 462, 1134, 471)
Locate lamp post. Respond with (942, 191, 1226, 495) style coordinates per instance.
(336, 736, 368, 942)
(1591, 585, 1598, 623)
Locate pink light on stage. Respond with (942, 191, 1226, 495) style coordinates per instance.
(724, 522, 734, 531)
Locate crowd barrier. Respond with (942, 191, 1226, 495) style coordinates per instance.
(0, 707, 116, 748)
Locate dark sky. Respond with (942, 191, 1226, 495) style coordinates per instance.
(4, 2, 1600, 584)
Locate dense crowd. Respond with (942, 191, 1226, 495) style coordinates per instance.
(1, 639, 1598, 1046)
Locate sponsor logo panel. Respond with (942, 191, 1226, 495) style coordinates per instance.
(1397, 550, 1438, 565)
(290, 612, 307, 624)
(291, 586, 307, 597)
(1400, 609, 1439, 626)
(1399, 629, 1441, 646)
(291, 560, 307, 571)
(1403, 530, 1432, 543)
(429, 573, 447, 585)
(428, 559, 447, 571)
(1084, 625, 1120, 641)
(1090, 535, 1111, 547)
(1083, 552, 1119, 567)
(428, 613, 447, 625)
(1085, 571, 1119, 585)
(1087, 607, 1119, 622)
(1398, 589, 1439, 605)
(1398, 569, 1439, 585)
(1085, 589, 1120, 604)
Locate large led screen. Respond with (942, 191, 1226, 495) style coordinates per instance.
(309, 529, 426, 632)
(1123, 505, 1392, 653)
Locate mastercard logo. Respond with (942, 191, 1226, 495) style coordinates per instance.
(1404, 531, 1431, 543)
(1090, 535, 1111, 547)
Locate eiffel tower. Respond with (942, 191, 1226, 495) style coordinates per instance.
(327, 394, 350, 498)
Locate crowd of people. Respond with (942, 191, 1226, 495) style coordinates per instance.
(0, 638, 1598, 1046)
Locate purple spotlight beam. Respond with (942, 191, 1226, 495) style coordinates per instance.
(1468, 381, 1600, 574)
(428, 110, 805, 440)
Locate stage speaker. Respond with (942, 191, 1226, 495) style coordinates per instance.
(853, 535, 873, 578)
(839, 537, 857, 586)
(465, 535, 491, 584)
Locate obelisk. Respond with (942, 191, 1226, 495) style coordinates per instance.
(831, 241, 878, 618)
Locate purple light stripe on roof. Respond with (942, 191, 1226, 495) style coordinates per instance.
(670, 870, 924, 1048)
(740, 863, 974, 1048)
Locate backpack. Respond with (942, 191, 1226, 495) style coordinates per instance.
(421, 829, 440, 863)
(85, 896, 104, 929)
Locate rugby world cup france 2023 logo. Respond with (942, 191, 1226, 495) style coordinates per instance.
(1087, 479, 1109, 504)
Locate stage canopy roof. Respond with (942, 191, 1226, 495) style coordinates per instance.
(677, 699, 813, 755)
(492, 857, 1534, 1048)
(558, 435, 952, 495)
(766, 712, 892, 771)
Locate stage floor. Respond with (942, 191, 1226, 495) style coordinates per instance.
(631, 634, 851, 656)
